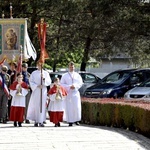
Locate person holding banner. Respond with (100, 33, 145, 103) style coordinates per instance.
(22, 63, 31, 124)
(7, 62, 17, 120)
(0, 65, 10, 124)
(8, 62, 17, 84)
(27, 61, 51, 127)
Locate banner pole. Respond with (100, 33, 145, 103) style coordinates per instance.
(40, 63, 43, 113)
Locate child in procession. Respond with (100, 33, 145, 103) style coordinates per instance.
(47, 77, 67, 127)
(9, 73, 29, 127)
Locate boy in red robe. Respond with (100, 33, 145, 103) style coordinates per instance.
(9, 73, 29, 127)
(47, 77, 67, 127)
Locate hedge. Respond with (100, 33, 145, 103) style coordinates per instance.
(81, 98, 150, 138)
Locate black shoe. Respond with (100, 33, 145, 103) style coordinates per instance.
(18, 122, 22, 127)
(3, 119, 7, 124)
(75, 122, 80, 125)
(25, 120, 30, 124)
(39, 123, 44, 127)
(14, 121, 17, 127)
(34, 123, 38, 127)
(57, 122, 60, 127)
(54, 124, 58, 127)
(69, 123, 73, 126)
(0, 118, 2, 123)
(43, 121, 46, 124)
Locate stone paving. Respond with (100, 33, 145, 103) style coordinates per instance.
(0, 120, 150, 150)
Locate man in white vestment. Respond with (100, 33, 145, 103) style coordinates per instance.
(27, 61, 51, 127)
(60, 61, 83, 126)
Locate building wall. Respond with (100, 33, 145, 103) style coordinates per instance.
(86, 58, 133, 78)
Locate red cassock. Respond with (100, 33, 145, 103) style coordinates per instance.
(48, 85, 67, 124)
(9, 81, 28, 122)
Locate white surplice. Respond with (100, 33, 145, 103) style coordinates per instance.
(60, 71, 83, 123)
(10, 88, 28, 107)
(48, 94, 65, 112)
(27, 69, 51, 123)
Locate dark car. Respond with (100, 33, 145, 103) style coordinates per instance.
(49, 72, 65, 82)
(84, 68, 150, 98)
(49, 71, 101, 96)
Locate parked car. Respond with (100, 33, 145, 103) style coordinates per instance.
(49, 72, 65, 82)
(124, 78, 150, 101)
(26, 68, 101, 95)
(78, 72, 101, 95)
(84, 68, 150, 98)
(49, 71, 101, 96)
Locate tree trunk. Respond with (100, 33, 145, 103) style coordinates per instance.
(80, 37, 92, 71)
(53, 59, 57, 72)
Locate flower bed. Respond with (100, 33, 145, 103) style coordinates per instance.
(81, 97, 150, 138)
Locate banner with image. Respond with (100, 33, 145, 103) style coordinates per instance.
(0, 18, 37, 64)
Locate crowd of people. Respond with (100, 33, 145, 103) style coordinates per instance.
(0, 61, 83, 127)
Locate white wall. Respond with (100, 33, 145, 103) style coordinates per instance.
(86, 59, 133, 78)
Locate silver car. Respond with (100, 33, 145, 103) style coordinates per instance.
(124, 78, 150, 101)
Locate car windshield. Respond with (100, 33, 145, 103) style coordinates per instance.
(50, 73, 63, 83)
(102, 72, 130, 84)
(139, 79, 150, 87)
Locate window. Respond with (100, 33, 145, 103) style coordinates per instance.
(84, 74, 97, 83)
(130, 72, 143, 85)
(103, 72, 130, 84)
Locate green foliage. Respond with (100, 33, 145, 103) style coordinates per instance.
(1, 0, 149, 70)
(43, 63, 52, 70)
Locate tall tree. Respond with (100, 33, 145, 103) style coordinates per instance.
(1, 0, 149, 70)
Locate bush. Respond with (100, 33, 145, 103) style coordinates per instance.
(81, 98, 150, 138)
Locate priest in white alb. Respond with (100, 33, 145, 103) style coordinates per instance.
(60, 61, 83, 126)
(27, 61, 51, 127)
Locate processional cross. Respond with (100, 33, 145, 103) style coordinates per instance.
(36, 18, 49, 113)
